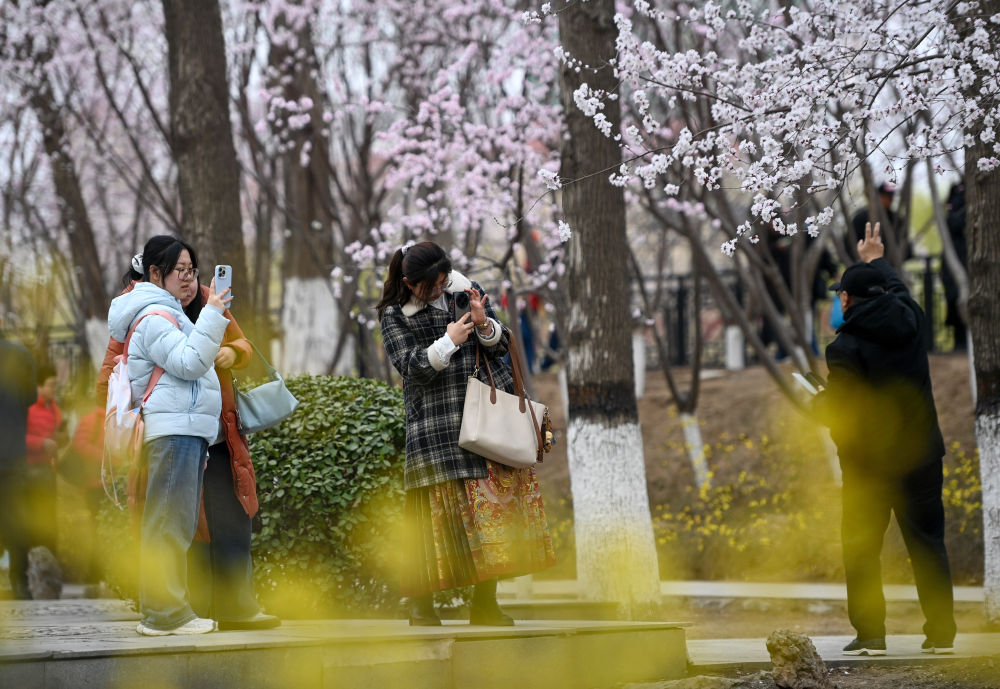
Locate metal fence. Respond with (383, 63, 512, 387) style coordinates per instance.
(639, 257, 961, 370)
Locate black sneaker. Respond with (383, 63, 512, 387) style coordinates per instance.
(842, 637, 887, 656)
(921, 638, 954, 655)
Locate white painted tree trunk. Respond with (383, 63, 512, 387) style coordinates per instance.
(280, 277, 353, 375)
(632, 330, 646, 400)
(567, 419, 661, 612)
(680, 412, 709, 489)
(724, 325, 745, 371)
(83, 318, 110, 371)
(976, 411, 1000, 623)
(821, 429, 842, 486)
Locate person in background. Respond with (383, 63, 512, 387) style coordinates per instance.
(0, 316, 36, 599)
(377, 241, 555, 627)
(24, 365, 66, 561)
(814, 223, 955, 657)
(62, 404, 107, 585)
(100, 241, 278, 631)
(849, 182, 908, 266)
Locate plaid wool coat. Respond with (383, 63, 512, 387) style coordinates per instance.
(380, 273, 513, 490)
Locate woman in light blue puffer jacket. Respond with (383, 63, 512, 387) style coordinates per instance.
(107, 235, 232, 636)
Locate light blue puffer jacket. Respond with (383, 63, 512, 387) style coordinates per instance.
(107, 282, 229, 444)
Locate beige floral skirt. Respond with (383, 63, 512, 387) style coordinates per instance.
(400, 461, 556, 596)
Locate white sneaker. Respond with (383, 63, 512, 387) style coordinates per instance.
(137, 617, 216, 636)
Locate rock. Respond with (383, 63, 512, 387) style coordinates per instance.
(623, 677, 740, 689)
(27, 546, 62, 600)
(765, 629, 832, 689)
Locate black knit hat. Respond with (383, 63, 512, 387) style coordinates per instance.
(830, 262, 888, 298)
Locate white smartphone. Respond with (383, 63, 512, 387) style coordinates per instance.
(214, 265, 233, 295)
(791, 372, 818, 396)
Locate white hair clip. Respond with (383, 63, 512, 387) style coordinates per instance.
(131, 253, 144, 273)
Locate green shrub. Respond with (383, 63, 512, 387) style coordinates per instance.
(248, 375, 407, 617)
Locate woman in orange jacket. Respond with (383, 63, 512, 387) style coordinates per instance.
(98, 253, 278, 630)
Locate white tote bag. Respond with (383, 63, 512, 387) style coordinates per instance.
(458, 331, 547, 469)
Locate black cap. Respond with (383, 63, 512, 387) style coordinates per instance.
(877, 182, 896, 196)
(830, 262, 889, 298)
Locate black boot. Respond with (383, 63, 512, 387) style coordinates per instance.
(408, 594, 442, 626)
(469, 579, 514, 626)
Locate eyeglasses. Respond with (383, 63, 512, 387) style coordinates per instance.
(173, 266, 199, 281)
(428, 278, 452, 296)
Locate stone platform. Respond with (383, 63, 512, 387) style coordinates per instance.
(0, 601, 690, 689)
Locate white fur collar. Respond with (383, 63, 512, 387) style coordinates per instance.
(401, 270, 473, 317)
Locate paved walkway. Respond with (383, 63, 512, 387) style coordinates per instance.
(500, 578, 986, 603)
(687, 633, 1000, 670)
(4, 582, 997, 676)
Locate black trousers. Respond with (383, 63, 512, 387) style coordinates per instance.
(187, 442, 261, 622)
(841, 458, 956, 643)
(0, 467, 30, 598)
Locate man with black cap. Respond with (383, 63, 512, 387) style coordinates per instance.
(815, 222, 955, 657)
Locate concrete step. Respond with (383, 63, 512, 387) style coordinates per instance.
(0, 616, 690, 689)
(442, 598, 620, 621)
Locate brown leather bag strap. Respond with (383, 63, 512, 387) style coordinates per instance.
(504, 331, 544, 461)
(474, 342, 497, 404)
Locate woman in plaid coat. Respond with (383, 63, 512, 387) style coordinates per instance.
(377, 241, 555, 626)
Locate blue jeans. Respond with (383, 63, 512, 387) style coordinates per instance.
(188, 442, 261, 621)
(139, 435, 208, 630)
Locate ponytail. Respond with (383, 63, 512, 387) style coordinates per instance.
(121, 266, 143, 290)
(375, 249, 407, 321)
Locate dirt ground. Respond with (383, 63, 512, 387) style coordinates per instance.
(531, 352, 996, 686)
(716, 657, 1000, 689)
(531, 351, 976, 510)
(667, 597, 993, 640)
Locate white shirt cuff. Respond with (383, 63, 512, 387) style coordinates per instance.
(475, 317, 502, 346)
(428, 333, 459, 371)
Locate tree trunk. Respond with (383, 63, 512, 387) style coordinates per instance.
(30, 79, 109, 368)
(162, 0, 248, 311)
(270, 24, 353, 376)
(558, 0, 660, 614)
(961, 0, 1000, 624)
(966, 106, 1000, 626)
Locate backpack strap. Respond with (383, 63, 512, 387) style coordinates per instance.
(123, 310, 181, 408)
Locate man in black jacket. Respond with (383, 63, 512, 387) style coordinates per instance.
(815, 223, 955, 656)
(0, 317, 37, 599)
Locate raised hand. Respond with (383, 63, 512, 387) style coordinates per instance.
(858, 222, 885, 263)
(207, 278, 234, 311)
(468, 288, 488, 325)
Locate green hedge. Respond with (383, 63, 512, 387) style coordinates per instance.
(248, 375, 407, 617)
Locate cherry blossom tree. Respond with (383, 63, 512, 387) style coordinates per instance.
(326, 0, 566, 332)
(0, 0, 176, 368)
(564, 0, 1000, 620)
